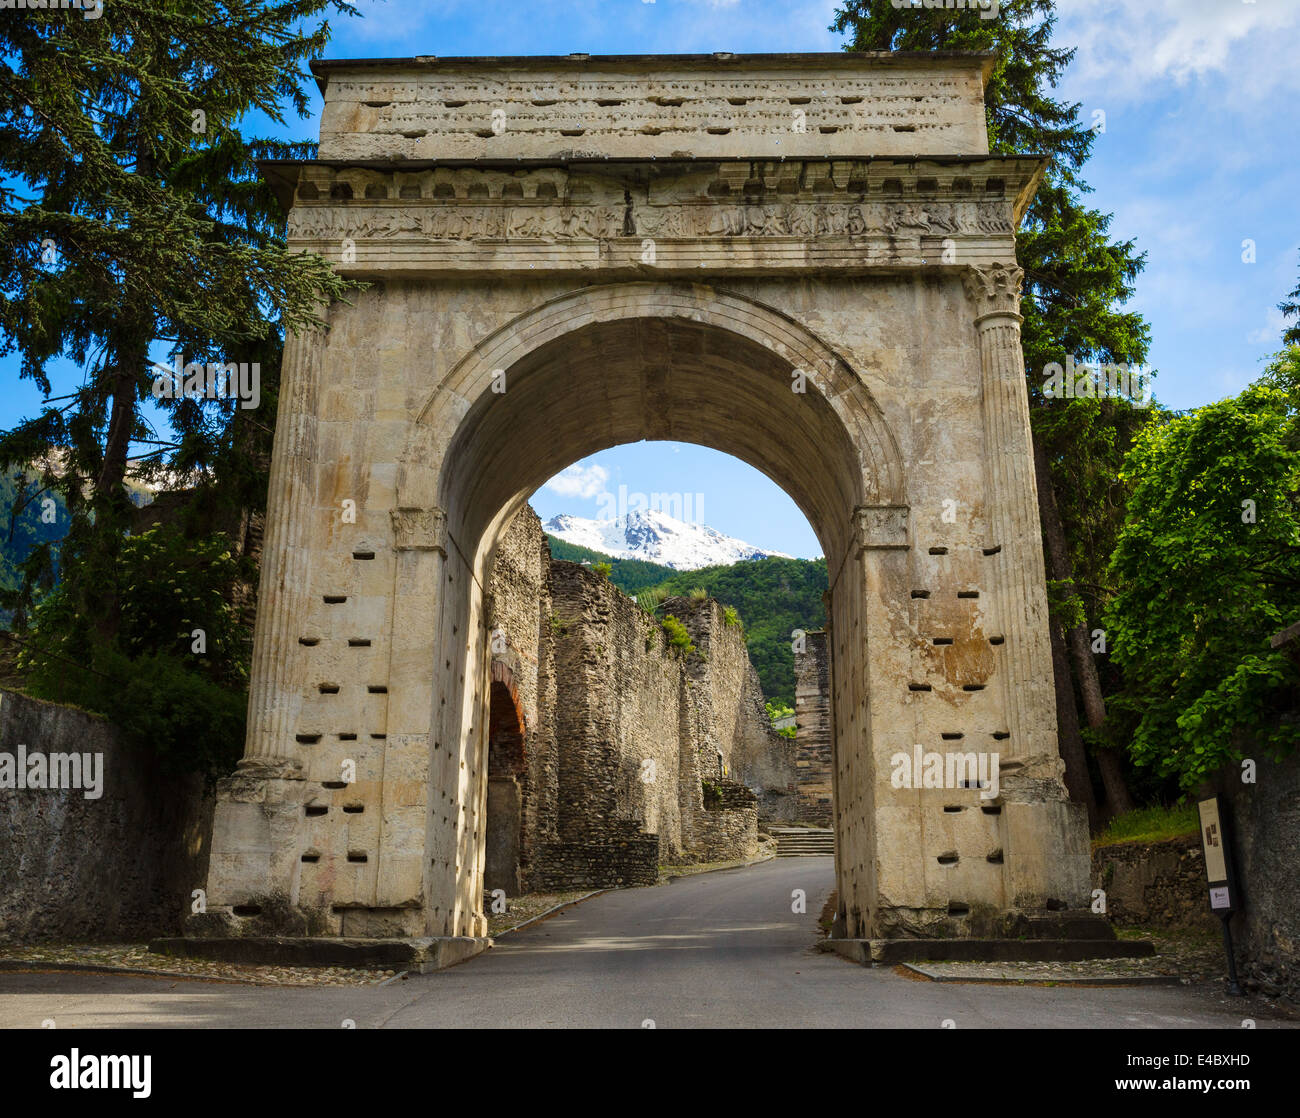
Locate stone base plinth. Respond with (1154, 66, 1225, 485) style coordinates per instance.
(824, 936, 1154, 966)
(149, 935, 490, 973)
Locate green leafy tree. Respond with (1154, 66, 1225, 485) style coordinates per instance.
(765, 699, 796, 740)
(17, 523, 252, 775)
(1105, 361, 1300, 791)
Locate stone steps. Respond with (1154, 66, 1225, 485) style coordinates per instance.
(767, 827, 835, 856)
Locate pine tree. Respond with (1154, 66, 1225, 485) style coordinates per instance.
(1280, 252, 1300, 346)
(0, 0, 357, 641)
(0, 2, 358, 771)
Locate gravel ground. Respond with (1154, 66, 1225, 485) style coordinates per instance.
(905, 959, 1185, 985)
(897, 924, 1300, 1018)
(0, 942, 393, 987)
(0, 890, 617, 985)
(486, 890, 595, 937)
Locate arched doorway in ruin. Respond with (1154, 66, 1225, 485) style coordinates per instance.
(484, 662, 526, 896)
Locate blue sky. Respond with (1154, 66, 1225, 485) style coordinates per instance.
(3, 0, 1297, 560)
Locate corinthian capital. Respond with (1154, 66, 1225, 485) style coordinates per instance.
(854, 504, 909, 553)
(391, 506, 447, 554)
(963, 263, 1025, 321)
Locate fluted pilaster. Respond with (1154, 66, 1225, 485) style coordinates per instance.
(964, 264, 1055, 760)
(240, 315, 327, 769)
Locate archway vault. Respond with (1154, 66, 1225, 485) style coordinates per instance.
(401, 281, 905, 585)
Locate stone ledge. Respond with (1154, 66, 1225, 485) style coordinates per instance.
(149, 935, 490, 974)
(900, 962, 1180, 986)
(823, 938, 1156, 965)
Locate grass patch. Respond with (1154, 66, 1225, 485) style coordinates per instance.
(1093, 803, 1198, 847)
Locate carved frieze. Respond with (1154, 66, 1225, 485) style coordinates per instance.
(391, 506, 448, 554)
(286, 200, 1014, 243)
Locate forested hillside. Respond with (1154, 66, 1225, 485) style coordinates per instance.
(649, 557, 829, 707)
(544, 536, 679, 595)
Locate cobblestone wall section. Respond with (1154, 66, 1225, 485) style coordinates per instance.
(699, 780, 760, 863)
(485, 509, 559, 890)
(1091, 837, 1215, 930)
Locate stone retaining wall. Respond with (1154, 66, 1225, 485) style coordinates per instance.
(1091, 836, 1215, 931)
(698, 780, 760, 863)
(531, 823, 660, 891)
(0, 690, 213, 941)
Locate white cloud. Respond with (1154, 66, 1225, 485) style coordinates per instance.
(1247, 307, 1287, 346)
(544, 463, 609, 499)
(1057, 0, 1300, 104)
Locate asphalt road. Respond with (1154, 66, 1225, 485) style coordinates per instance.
(0, 858, 1290, 1028)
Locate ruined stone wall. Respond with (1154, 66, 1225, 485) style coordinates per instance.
(484, 507, 557, 893)
(1091, 838, 1216, 932)
(794, 631, 834, 825)
(0, 690, 212, 941)
(698, 781, 761, 863)
(673, 596, 800, 824)
(548, 563, 690, 860)
(513, 558, 778, 890)
(532, 823, 660, 891)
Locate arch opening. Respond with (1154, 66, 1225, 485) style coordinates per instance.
(415, 283, 904, 937)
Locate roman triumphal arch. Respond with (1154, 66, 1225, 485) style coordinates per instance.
(192, 52, 1091, 963)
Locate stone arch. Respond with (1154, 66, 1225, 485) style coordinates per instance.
(408, 279, 909, 939)
(197, 54, 1093, 962)
(398, 281, 905, 580)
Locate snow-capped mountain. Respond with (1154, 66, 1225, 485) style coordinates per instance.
(544, 510, 791, 570)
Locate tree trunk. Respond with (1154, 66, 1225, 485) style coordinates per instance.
(95, 333, 148, 508)
(90, 309, 154, 641)
(1032, 433, 1135, 816)
(96, 139, 158, 536)
(1050, 616, 1099, 829)
(1095, 746, 1135, 818)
